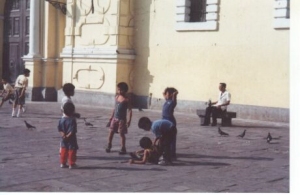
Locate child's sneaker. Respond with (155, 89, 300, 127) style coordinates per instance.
(105, 143, 112, 153)
(119, 147, 127, 155)
(69, 164, 77, 169)
(60, 164, 68, 168)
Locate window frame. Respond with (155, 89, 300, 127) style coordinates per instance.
(175, 0, 219, 31)
(273, 0, 290, 29)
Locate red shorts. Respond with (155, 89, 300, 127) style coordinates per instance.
(109, 118, 127, 134)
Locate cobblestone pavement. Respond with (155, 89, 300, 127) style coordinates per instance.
(0, 102, 289, 192)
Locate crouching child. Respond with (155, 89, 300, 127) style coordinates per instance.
(138, 117, 177, 165)
(129, 137, 162, 165)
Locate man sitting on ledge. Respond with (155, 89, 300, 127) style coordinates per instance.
(201, 83, 231, 126)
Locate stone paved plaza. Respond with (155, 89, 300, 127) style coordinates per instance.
(0, 102, 289, 192)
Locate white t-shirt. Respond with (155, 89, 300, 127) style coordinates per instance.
(61, 96, 73, 111)
(14, 75, 28, 88)
(215, 91, 231, 110)
(4, 83, 14, 92)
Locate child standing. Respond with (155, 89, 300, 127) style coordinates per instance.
(61, 83, 75, 112)
(58, 102, 79, 169)
(12, 69, 30, 117)
(138, 117, 176, 165)
(61, 83, 80, 118)
(106, 82, 132, 155)
(129, 137, 162, 165)
(0, 78, 14, 108)
(162, 87, 178, 160)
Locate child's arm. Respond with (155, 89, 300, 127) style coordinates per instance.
(153, 137, 160, 146)
(127, 108, 132, 128)
(66, 119, 77, 138)
(59, 131, 66, 139)
(126, 96, 132, 127)
(109, 109, 115, 120)
(129, 150, 149, 164)
(136, 149, 145, 155)
(172, 90, 179, 106)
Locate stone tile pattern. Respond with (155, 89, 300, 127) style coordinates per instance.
(0, 102, 289, 192)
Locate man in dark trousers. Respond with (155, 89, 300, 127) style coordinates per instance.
(201, 83, 231, 126)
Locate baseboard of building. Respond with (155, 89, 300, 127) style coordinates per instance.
(135, 95, 289, 123)
(26, 87, 57, 102)
(26, 90, 289, 122)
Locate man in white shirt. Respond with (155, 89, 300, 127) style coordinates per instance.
(0, 77, 14, 108)
(12, 69, 30, 117)
(201, 83, 231, 126)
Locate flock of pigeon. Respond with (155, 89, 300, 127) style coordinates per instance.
(218, 127, 273, 143)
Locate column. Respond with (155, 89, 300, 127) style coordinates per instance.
(27, 0, 40, 57)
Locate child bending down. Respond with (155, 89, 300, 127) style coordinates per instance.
(129, 137, 162, 165)
(0, 78, 14, 108)
(138, 117, 177, 166)
(58, 102, 79, 169)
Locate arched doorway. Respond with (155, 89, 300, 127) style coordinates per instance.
(2, 0, 30, 82)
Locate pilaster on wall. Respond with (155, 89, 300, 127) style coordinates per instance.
(61, 0, 136, 106)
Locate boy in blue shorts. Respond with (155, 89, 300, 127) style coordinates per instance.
(138, 117, 176, 165)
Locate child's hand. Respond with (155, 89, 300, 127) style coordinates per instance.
(127, 121, 131, 128)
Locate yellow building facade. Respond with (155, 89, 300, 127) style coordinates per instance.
(0, 0, 292, 122)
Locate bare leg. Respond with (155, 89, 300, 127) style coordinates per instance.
(106, 130, 114, 152)
(120, 133, 126, 149)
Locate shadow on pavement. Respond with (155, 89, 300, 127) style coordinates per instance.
(76, 166, 166, 171)
(77, 155, 129, 161)
(231, 125, 286, 129)
(173, 160, 231, 167)
(177, 153, 273, 161)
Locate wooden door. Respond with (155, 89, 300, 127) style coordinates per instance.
(2, 0, 30, 83)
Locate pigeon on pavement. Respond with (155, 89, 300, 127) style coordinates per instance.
(218, 127, 229, 136)
(267, 132, 272, 143)
(24, 120, 36, 130)
(237, 129, 246, 138)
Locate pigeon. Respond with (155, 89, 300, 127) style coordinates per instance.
(267, 132, 272, 143)
(237, 129, 246, 138)
(218, 127, 229, 136)
(83, 118, 93, 127)
(24, 120, 36, 130)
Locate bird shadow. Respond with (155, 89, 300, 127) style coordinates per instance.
(173, 160, 231, 167)
(76, 166, 166, 171)
(177, 153, 273, 161)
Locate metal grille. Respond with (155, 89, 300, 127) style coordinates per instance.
(189, 0, 207, 22)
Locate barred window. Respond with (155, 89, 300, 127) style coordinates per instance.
(175, 0, 219, 31)
(189, 0, 207, 22)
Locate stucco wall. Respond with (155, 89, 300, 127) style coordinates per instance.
(133, 0, 289, 109)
